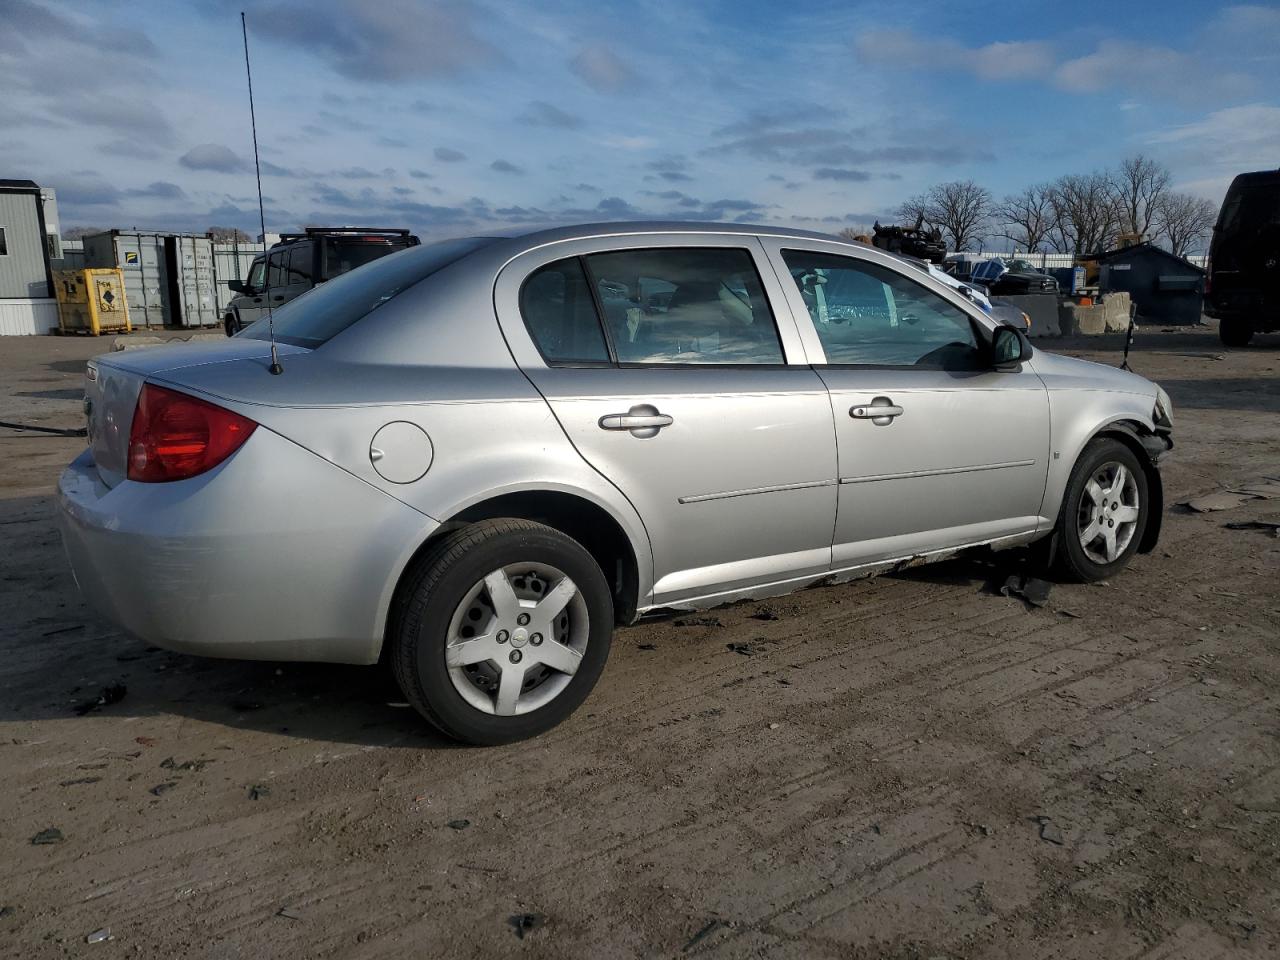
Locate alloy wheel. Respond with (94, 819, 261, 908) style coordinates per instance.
(1077, 461, 1140, 564)
(444, 562, 589, 716)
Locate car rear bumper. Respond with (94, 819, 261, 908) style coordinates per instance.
(56, 429, 435, 664)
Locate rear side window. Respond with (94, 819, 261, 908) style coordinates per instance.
(267, 250, 287, 289)
(288, 243, 313, 284)
(241, 237, 494, 348)
(519, 248, 783, 366)
(520, 259, 609, 363)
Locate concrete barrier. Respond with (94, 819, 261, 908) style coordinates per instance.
(1059, 303, 1107, 336)
(1102, 292, 1132, 333)
(998, 294, 1060, 338)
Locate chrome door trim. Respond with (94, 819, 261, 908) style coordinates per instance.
(840, 459, 1038, 485)
(678, 478, 836, 504)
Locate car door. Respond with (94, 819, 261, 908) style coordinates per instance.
(233, 256, 269, 326)
(494, 235, 837, 607)
(760, 238, 1050, 567)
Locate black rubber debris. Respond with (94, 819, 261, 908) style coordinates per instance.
(150, 782, 178, 797)
(447, 819, 471, 830)
(675, 616, 723, 627)
(1000, 575, 1052, 608)
(509, 913, 545, 939)
(683, 919, 728, 951)
(638, 642, 657, 651)
(249, 784, 271, 800)
(73, 683, 127, 716)
(726, 642, 757, 656)
(31, 827, 63, 845)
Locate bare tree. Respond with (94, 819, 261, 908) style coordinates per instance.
(1047, 173, 1120, 255)
(1110, 154, 1171, 239)
(995, 183, 1055, 252)
(1154, 192, 1217, 257)
(893, 194, 930, 228)
(899, 180, 992, 252)
(62, 226, 105, 240)
(207, 225, 251, 242)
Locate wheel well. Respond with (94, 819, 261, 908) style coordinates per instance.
(401, 492, 640, 626)
(1093, 422, 1164, 554)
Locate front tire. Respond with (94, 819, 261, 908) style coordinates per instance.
(390, 519, 613, 746)
(1052, 438, 1149, 582)
(1219, 315, 1253, 347)
(224, 314, 237, 338)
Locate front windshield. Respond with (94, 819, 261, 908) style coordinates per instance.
(240, 236, 495, 348)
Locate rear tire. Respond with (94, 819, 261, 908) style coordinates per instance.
(390, 519, 613, 746)
(1052, 438, 1149, 582)
(224, 315, 237, 338)
(1219, 315, 1253, 347)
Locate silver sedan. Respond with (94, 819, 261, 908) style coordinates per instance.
(58, 223, 1174, 744)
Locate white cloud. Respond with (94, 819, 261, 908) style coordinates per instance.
(569, 43, 636, 93)
(854, 30, 1053, 80)
(1147, 103, 1280, 168)
(1053, 40, 1253, 104)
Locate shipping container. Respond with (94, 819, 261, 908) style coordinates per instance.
(82, 230, 218, 328)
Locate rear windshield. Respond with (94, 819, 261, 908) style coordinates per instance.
(322, 236, 416, 281)
(240, 237, 493, 348)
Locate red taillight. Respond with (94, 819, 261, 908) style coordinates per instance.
(127, 383, 257, 483)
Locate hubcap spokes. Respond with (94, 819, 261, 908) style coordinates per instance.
(445, 563, 587, 717)
(1078, 462, 1140, 564)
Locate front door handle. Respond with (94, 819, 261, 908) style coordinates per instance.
(599, 404, 673, 439)
(850, 397, 904, 426)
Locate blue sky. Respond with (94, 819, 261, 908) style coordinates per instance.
(2, 0, 1278, 242)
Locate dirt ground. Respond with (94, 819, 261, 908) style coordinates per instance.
(1, 325, 1277, 959)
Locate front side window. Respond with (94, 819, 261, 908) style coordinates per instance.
(0, 226, 7, 256)
(583, 248, 783, 364)
(782, 250, 983, 369)
(246, 257, 266, 290)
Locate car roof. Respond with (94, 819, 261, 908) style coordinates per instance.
(486, 220, 854, 248)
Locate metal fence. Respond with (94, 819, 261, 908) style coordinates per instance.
(957, 251, 1208, 270)
(56, 239, 260, 318)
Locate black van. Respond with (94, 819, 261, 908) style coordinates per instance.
(1207, 170, 1280, 346)
(224, 227, 419, 336)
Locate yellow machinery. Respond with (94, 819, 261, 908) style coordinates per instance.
(54, 268, 132, 336)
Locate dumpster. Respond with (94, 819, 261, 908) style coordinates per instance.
(1086, 242, 1206, 325)
(54, 268, 131, 335)
(81, 230, 217, 328)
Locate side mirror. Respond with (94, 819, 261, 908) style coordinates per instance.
(228, 279, 248, 294)
(992, 323, 1031, 370)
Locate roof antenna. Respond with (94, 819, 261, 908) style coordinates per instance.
(241, 11, 283, 375)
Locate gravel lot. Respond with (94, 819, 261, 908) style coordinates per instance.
(1, 325, 1277, 958)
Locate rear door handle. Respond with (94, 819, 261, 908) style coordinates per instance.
(850, 397, 904, 425)
(599, 404, 673, 438)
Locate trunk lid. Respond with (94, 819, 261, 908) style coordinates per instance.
(84, 339, 309, 487)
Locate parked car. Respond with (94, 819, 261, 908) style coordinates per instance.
(1206, 169, 1280, 346)
(901, 255, 993, 313)
(61, 223, 1173, 745)
(224, 227, 419, 336)
(969, 257, 1060, 295)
